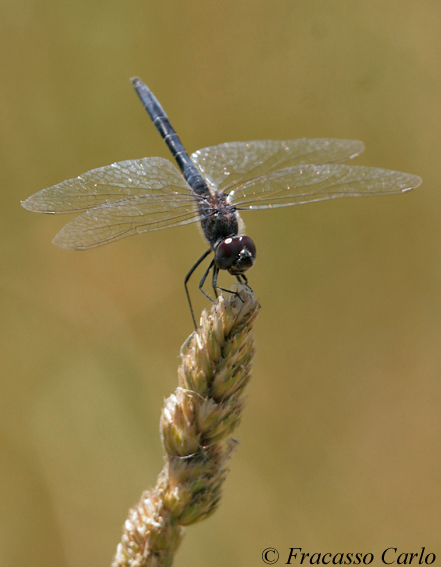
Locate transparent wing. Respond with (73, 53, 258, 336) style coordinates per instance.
(52, 194, 201, 249)
(226, 164, 422, 209)
(21, 157, 191, 213)
(190, 139, 364, 192)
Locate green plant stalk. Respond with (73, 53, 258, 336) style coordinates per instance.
(112, 286, 260, 567)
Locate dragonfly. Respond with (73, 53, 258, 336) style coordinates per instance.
(22, 77, 422, 328)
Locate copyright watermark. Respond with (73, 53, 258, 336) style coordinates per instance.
(261, 548, 436, 565)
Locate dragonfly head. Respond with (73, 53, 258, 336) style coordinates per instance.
(215, 236, 256, 275)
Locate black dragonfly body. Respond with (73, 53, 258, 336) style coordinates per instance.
(22, 77, 422, 328)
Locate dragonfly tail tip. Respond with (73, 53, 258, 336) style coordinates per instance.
(130, 76, 143, 87)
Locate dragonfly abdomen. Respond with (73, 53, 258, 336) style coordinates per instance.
(131, 77, 209, 197)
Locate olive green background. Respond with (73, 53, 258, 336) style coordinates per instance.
(1, 1, 440, 566)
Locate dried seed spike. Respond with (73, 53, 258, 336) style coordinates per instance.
(112, 287, 259, 567)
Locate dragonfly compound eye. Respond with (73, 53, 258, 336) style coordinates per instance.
(215, 236, 257, 274)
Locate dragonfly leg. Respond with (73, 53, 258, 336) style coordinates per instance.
(199, 259, 216, 303)
(212, 266, 219, 299)
(185, 248, 212, 330)
(236, 274, 253, 292)
(213, 269, 244, 303)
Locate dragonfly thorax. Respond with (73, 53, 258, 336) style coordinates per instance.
(215, 235, 256, 275)
(199, 193, 240, 249)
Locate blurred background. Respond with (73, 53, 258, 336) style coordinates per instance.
(1, 1, 440, 565)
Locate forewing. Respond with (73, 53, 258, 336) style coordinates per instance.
(52, 193, 201, 249)
(227, 164, 422, 209)
(21, 157, 190, 213)
(191, 139, 364, 192)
